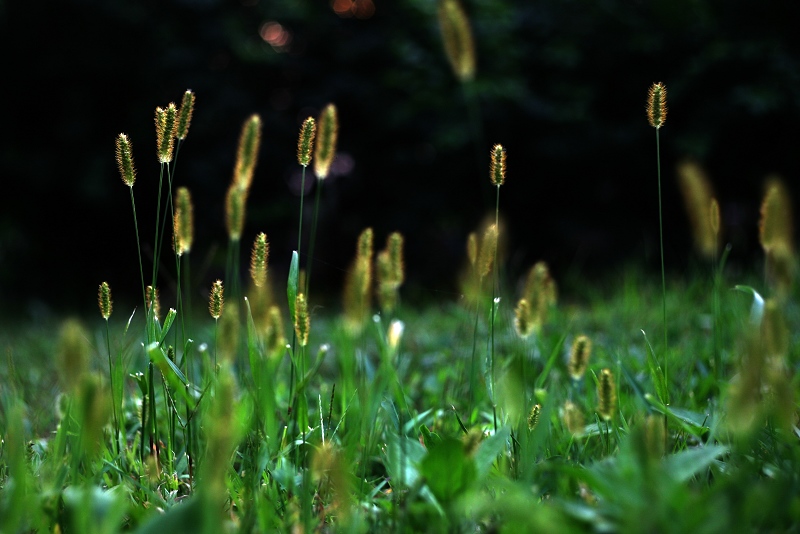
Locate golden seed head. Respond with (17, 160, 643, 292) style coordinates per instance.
(644, 413, 665, 459)
(225, 183, 248, 242)
(527, 404, 542, 430)
(523, 261, 557, 334)
(563, 400, 585, 436)
(710, 198, 721, 238)
(387, 232, 405, 286)
(514, 298, 534, 339)
(297, 117, 317, 167)
(568, 335, 592, 381)
(478, 224, 498, 278)
(677, 160, 718, 259)
(294, 292, 310, 347)
(250, 232, 270, 288)
(762, 298, 789, 358)
(209, 280, 224, 320)
(174, 186, 194, 255)
(176, 90, 195, 141)
(438, 0, 476, 82)
(490, 144, 506, 186)
(759, 177, 793, 253)
(234, 114, 262, 190)
(115, 133, 137, 187)
(56, 319, 90, 392)
(155, 103, 178, 163)
(596, 368, 617, 421)
(314, 104, 339, 180)
(647, 82, 668, 129)
(146, 285, 161, 321)
(466, 232, 478, 267)
(344, 228, 374, 333)
(98, 282, 112, 320)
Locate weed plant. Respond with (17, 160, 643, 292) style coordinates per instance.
(2, 71, 800, 534)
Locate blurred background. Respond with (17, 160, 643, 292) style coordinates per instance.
(2, 0, 800, 320)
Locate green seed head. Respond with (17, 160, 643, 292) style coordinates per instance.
(174, 186, 194, 255)
(176, 90, 195, 141)
(235, 114, 262, 189)
(294, 292, 310, 347)
(563, 400, 585, 436)
(596, 368, 616, 421)
(115, 133, 137, 187)
(225, 184, 248, 242)
(209, 280, 224, 320)
(568, 335, 592, 381)
(314, 104, 338, 180)
(647, 82, 667, 129)
(438, 0, 476, 82)
(527, 404, 542, 430)
(250, 232, 270, 288)
(490, 144, 506, 186)
(98, 281, 112, 320)
(155, 103, 178, 163)
(57, 318, 90, 392)
(297, 116, 316, 167)
(514, 298, 533, 339)
(478, 224, 498, 278)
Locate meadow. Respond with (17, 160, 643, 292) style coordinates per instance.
(2, 5, 800, 532)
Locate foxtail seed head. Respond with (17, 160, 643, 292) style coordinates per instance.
(759, 177, 793, 253)
(235, 114, 262, 190)
(710, 198, 721, 238)
(514, 298, 534, 339)
(647, 82, 667, 129)
(344, 228, 374, 333)
(297, 117, 316, 167)
(314, 104, 338, 179)
(115, 134, 137, 187)
(437, 0, 476, 82)
(527, 404, 542, 430)
(478, 224, 498, 278)
(467, 232, 478, 267)
(294, 293, 310, 347)
(209, 280, 224, 320)
(146, 285, 161, 321)
(225, 183, 248, 242)
(563, 401, 585, 436)
(174, 186, 194, 255)
(265, 305, 285, 355)
(176, 90, 195, 140)
(568, 335, 592, 381)
(387, 232, 405, 286)
(98, 282, 112, 320)
(490, 144, 506, 186)
(647, 82, 667, 130)
(677, 160, 718, 259)
(250, 232, 269, 288)
(155, 103, 178, 163)
(596, 368, 616, 421)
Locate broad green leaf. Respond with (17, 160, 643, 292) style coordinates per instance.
(641, 330, 668, 404)
(420, 424, 442, 450)
(734, 285, 765, 326)
(145, 342, 191, 404)
(663, 445, 727, 483)
(420, 437, 476, 504)
(158, 308, 177, 345)
(474, 425, 510, 480)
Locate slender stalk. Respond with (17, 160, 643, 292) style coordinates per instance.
(655, 127, 668, 403)
(104, 319, 120, 456)
(305, 179, 324, 294)
(128, 186, 147, 311)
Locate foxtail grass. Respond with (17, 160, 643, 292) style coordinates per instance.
(647, 81, 669, 404)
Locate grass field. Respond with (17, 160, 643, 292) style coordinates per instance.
(2, 83, 799, 533)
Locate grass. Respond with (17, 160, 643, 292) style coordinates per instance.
(2, 88, 800, 533)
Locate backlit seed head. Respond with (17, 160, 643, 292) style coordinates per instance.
(647, 82, 667, 129)
(294, 292, 310, 347)
(57, 319, 89, 392)
(250, 232, 270, 288)
(209, 280, 224, 320)
(478, 224, 498, 278)
(563, 400, 585, 436)
(115, 134, 137, 187)
(514, 298, 534, 339)
(759, 177, 793, 253)
(523, 261, 558, 334)
(225, 183, 248, 242)
(527, 404, 542, 430)
(235, 114, 262, 190)
(176, 90, 195, 141)
(344, 228, 374, 333)
(710, 198, 721, 238)
(314, 104, 338, 180)
(596, 368, 616, 421)
(297, 117, 316, 167)
(644, 413, 665, 459)
(155, 103, 178, 163)
(568, 335, 592, 381)
(264, 305, 285, 355)
(467, 232, 478, 267)
(146, 285, 161, 321)
(677, 160, 718, 259)
(98, 282, 112, 320)
(174, 186, 194, 255)
(438, 0, 476, 82)
(490, 144, 506, 186)
(387, 232, 405, 286)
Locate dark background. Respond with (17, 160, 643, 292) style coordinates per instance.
(2, 0, 800, 321)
